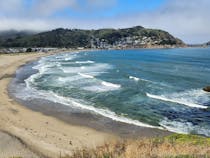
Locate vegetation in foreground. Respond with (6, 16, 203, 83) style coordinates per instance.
(8, 134, 210, 158)
(63, 134, 210, 158)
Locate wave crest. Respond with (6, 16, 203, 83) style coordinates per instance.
(129, 76, 140, 81)
(160, 118, 210, 136)
(76, 60, 95, 64)
(78, 73, 95, 79)
(146, 90, 208, 109)
(102, 81, 121, 88)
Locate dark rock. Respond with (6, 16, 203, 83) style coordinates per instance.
(203, 86, 210, 92)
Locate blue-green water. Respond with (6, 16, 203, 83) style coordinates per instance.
(16, 48, 210, 136)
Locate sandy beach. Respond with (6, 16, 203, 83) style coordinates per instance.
(0, 52, 116, 158)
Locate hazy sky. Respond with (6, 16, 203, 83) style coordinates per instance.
(0, 0, 209, 43)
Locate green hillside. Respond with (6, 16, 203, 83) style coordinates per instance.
(0, 26, 185, 48)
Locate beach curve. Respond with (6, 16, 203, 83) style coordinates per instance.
(0, 52, 116, 158)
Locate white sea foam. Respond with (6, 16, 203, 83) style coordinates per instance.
(101, 81, 121, 88)
(52, 93, 163, 129)
(52, 53, 78, 62)
(33, 58, 118, 93)
(25, 60, 50, 86)
(140, 78, 152, 82)
(82, 86, 109, 92)
(160, 118, 210, 136)
(129, 76, 140, 81)
(78, 73, 95, 79)
(76, 60, 95, 64)
(58, 75, 83, 83)
(62, 63, 112, 74)
(16, 81, 162, 129)
(81, 79, 121, 92)
(146, 90, 208, 109)
(86, 71, 107, 76)
(25, 66, 45, 88)
(25, 71, 45, 88)
(25, 58, 62, 88)
(64, 57, 74, 61)
(21, 87, 162, 129)
(83, 83, 119, 92)
(33, 59, 57, 72)
(129, 75, 153, 83)
(58, 72, 106, 84)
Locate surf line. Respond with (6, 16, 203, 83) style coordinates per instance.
(146, 93, 208, 109)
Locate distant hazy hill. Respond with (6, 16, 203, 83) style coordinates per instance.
(0, 26, 185, 48)
(206, 41, 210, 45)
(0, 30, 36, 40)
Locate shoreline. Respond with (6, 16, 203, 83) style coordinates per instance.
(0, 50, 171, 157)
(0, 45, 192, 55)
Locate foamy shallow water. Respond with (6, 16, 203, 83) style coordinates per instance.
(12, 48, 210, 136)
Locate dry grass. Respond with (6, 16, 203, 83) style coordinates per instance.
(63, 134, 210, 158)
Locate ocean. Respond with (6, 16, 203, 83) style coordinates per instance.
(10, 48, 210, 136)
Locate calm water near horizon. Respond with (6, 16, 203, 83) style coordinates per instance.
(11, 47, 210, 136)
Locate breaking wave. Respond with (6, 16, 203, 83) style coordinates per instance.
(61, 63, 112, 74)
(160, 118, 210, 136)
(101, 81, 121, 89)
(78, 73, 95, 79)
(146, 89, 209, 109)
(16, 85, 162, 129)
(129, 76, 140, 81)
(75, 60, 95, 64)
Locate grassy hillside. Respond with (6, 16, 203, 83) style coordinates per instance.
(66, 134, 210, 158)
(0, 26, 185, 48)
(9, 134, 210, 158)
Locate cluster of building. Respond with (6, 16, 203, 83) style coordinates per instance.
(91, 36, 162, 49)
(0, 47, 58, 54)
(0, 35, 179, 53)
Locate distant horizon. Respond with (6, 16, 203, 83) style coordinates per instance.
(0, 0, 210, 44)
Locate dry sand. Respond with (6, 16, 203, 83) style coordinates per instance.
(0, 52, 116, 158)
(0, 131, 39, 158)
